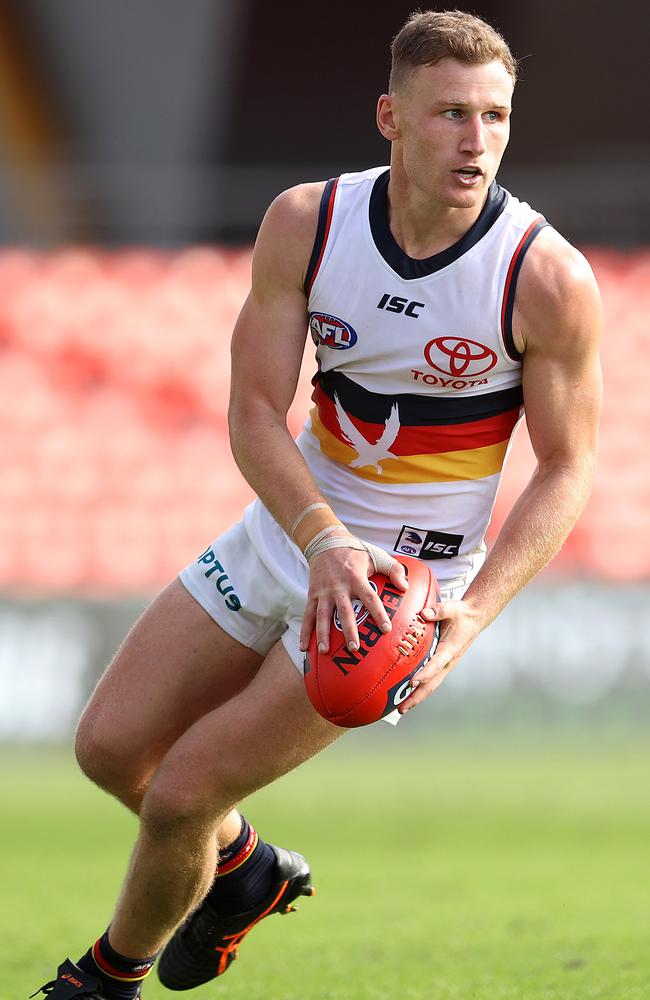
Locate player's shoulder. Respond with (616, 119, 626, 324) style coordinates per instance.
(261, 166, 386, 237)
(514, 225, 602, 355)
(521, 226, 598, 300)
(261, 181, 327, 243)
(253, 168, 385, 290)
(251, 181, 328, 292)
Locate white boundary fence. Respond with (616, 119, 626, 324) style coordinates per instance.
(1, 584, 648, 741)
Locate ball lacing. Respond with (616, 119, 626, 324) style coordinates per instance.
(397, 617, 426, 656)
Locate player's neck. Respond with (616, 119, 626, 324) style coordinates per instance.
(386, 168, 488, 260)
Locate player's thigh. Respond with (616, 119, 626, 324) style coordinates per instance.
(143, 640, 344, 825)
(76, 578, 264, 785)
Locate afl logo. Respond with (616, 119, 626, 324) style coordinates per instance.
(310, 312, 358, 350)
(424, 337, 497, 378)
(333, 581, 378, 632)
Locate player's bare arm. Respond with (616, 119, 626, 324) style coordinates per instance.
(228, 183, 322, 522)
(228, 186, 407, 655)
(402, 228, 603, 710)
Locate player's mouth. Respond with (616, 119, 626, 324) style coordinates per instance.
(451, 167, 483, 186)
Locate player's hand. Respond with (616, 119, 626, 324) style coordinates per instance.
(299, 546, 408, 655)
(398, 598, 484, 713)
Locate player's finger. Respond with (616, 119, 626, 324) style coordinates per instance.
(335, 594, 361, 651)
(389, 559, 409, 592)
(420, 603, 445, 622)
(315, 599, 335, 653)
(299, 596, 318, 651)
(398, 671, 445, 714)
(361, 582, 392, 635)
(415, 641, 455, 683)
(422, 599, 464, 621)
(413, 668, 449, 704)
(399, 645, 455, 711)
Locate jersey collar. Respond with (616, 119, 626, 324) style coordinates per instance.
(369, 169, 507, 279)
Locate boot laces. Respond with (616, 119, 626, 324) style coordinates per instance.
(212, 880, 291, 974)
(29, 983, 55, 998)
(29, 985, 108, 1000)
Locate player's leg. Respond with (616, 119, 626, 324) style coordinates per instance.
(28, 581, 268, 999)
(34, 641, 341, 999)
(74, 577, 264, 814)
(32, 516, 325, 999)
(74, 577, 263, 868)
(107, 640, 343, 986)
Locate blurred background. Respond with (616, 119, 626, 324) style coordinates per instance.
(0, 0, 649, 742)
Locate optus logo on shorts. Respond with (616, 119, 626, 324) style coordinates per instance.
(197, 547, 241, 612)
(309, 312, 357, 350)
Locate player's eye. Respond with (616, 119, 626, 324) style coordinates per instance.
(443, 109, 463, 120)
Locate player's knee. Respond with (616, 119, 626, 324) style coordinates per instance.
(140, 772, 221, 840)
(74, 709, 143, 801)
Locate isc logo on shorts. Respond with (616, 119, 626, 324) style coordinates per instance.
(394, 525, 464, 561)
(197, 547, 242, 612)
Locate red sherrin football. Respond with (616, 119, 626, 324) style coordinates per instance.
(304, 556, 440, 727)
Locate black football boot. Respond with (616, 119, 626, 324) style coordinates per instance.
(30, 959, 112, 1000)
(157, 845, 314, 990)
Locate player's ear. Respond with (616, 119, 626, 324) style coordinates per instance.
(377, 94, 400, 141)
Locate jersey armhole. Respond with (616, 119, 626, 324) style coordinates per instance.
(303, 177, 339, 297)
(500, 217, 548, 361)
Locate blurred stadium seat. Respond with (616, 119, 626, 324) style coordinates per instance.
(0, 247, 647, 594)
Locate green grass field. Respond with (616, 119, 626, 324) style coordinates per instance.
(2, 732, 649, 1000)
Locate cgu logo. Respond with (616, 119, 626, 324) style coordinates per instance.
(309, 312, 358, 350)
(385, 629, 440, 710)
(392, 677, 414, 706)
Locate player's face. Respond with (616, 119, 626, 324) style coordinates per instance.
(386, 58, 513, 208)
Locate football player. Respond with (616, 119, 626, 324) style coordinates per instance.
(33, 10, 601, 999)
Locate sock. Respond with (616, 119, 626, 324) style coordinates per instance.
(206, 816, 276, 915)
(77, 930, 158, 1000)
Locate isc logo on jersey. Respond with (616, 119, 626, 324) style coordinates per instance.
(310, 312, 357, 350)
(333, 581, 378, 631)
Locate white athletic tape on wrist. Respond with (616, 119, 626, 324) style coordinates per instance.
(304, 530, 396, 576)
(302, 525, 349, 562)
(290, 502, 330, 540)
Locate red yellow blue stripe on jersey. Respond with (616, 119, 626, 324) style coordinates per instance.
(308, 371, 523, 485)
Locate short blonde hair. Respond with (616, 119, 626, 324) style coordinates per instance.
(389, 9, 518, 92)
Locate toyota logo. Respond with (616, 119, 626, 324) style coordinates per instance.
(424, 337, 497, 377)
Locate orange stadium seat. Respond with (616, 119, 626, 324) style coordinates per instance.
(0, 247, 648, 594)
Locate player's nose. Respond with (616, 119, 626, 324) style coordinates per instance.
(459, 116, 487, 156)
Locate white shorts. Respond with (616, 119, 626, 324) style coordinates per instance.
(179, 500, 472, 724)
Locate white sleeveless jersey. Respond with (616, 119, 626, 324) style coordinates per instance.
(254, 166, 547, 587)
